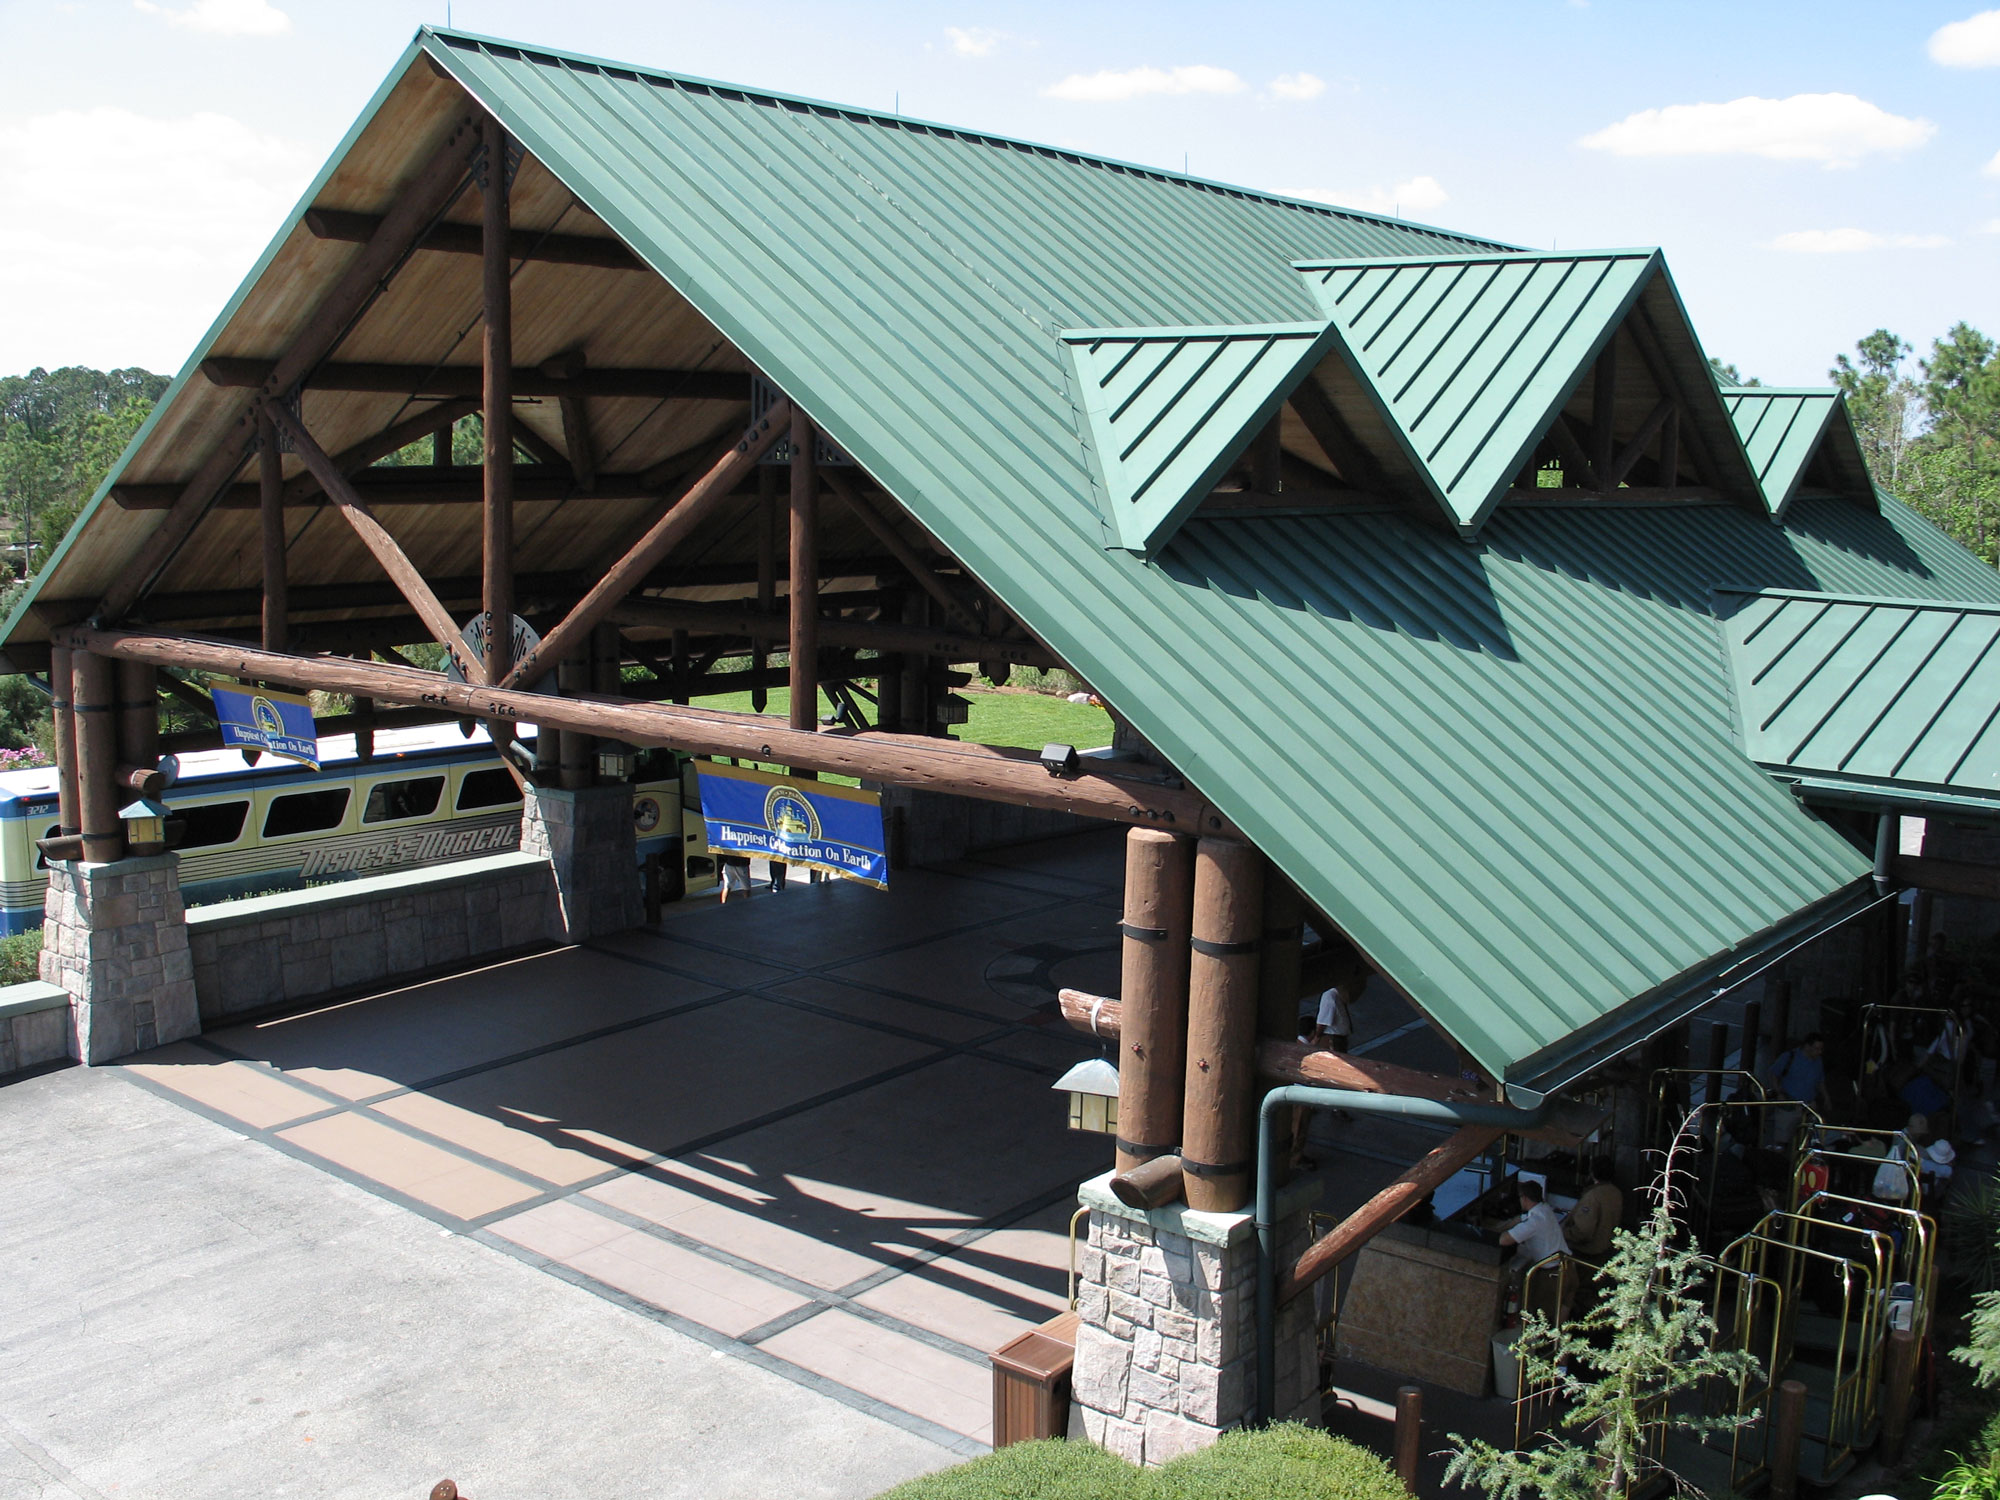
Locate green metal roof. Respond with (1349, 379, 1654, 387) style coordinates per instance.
(1721, 388, 1875, 519)
(1062, 322, 1339, 552)
(1717, 587, 2000, 815)
(41, 29, 1996, 1099)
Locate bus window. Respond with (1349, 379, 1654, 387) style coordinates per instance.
(176, 800, 251, 850)
(263, 788, 351, 839)
(362, 775, 444, 824)
(456, 768, 521, 812)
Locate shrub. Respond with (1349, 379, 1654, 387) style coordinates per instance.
(872, 1426, 1401, 1500)
(0, 928, 41, 985)
(1153, 1424, 1408, 1500)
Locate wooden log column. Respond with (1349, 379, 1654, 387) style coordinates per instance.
(49, 644, 77, 839)
(788, 408, 818, 731)
(116, 661, 158, 772)
(1182, 837, 1264, 1212)
(753, 464, 777, 714)
(1114, 828, 1195, 1174)
(71, 652, 123, 863)
(258, 406, 286, 651)
(481, 114, 515, 703)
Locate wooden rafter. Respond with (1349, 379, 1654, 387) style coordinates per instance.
(200, 357, 749, 403)
(1287, 377, 1392, 496)
(820, 468, 980, 634)
(263, 399, 475, 681)
(257, 407, 286, 652)
(303, 207, 646, 271)
(1604, 395, 1678, 490)
(1544, 413, 1602, 491)
(789, 408, 819, 731)
(281, 398, 479, 505)
(99, 113, 482, 624)
(116, 465, 652, 510)
(609, 597, 1058, 667)
(544, 350, 597, 490)
(501, 401, 792, 690)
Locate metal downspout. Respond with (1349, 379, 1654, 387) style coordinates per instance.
(1253, 1085, 1558, 1425)
(1873, 812, 1896, 897)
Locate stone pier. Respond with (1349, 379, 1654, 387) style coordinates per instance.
(39, 853, 199, 1064)
(1070, 1170, 1320, 1465)
(522, 784, 642, 942)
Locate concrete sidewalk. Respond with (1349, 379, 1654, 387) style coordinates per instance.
(0, 1064, 955, 1500)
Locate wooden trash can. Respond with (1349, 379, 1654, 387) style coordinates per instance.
(990, 1310, 1079, 1447)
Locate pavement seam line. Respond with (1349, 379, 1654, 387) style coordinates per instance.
(0, 1416, 110, 1500)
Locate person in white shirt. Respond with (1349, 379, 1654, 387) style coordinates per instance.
(1500, 1180, 1566, 1269)
(1311, 981, 1353, 1053)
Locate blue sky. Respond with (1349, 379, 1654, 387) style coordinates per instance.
(0, 0, 1994, 385)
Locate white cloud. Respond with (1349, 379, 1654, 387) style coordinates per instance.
(133, 0, 291, 36)
(945, 26, 1001, 58)
(1985, 147, 2000, 176)
(1579, 92, 1934, 167)
(1264, 72, 1325, 103)
(1978, 218, 2000, 234)
(1768, 228, 1952, 252)
(1284, 175, 1449, 218)
(1044, 65, 1245, 102)
(1930, 9, 2000, 66)
(0, 108, 315, 370)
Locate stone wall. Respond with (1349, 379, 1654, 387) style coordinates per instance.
(0, 981, 70, 1076)
(522, 785, 642, 942)
(1070, 1171, 1318, 1466)
(40, 854, 199, 1063)
(188, 851, 555, 1023)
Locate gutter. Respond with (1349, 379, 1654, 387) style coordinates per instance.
(1253, 1085, 1558, 1425)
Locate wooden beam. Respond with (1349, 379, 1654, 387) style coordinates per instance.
(200, 357, 750, 404)
(303, 207, 645, 272)
(1657, 407, 1680, 488)
(790, 409, 819, 731)
(1545, 412, 1601, 490)
(609, 597, 1059, 668)
(546, 351, 597, 491)
(1623, 307, 1724, 490)
(157, 671, 216, 722)
(1591, 336, 1618, 484)
(60, 626, 1238, 835)
(505, 404, 792, 691)
(258, 406, 286, 652)
(1288, 377, 1391, 495)
(99, 114, 481, 624)
(262, 400, 475, 681)
(481, 113, 514, 694)
(1250, 415, 1283, 496)
(1280, 1126, 1502, 1304)
(116, 466, 659, 510)
(1891, 854, 2000, 901)
(1060, 988, 1492, 1103)
(283, 398, 481, 505)
(821, 469, 981, 634)
(1604, 395, 1678, 490)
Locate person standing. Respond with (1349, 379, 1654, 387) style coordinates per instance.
(1563, 1155, 1623, 1264)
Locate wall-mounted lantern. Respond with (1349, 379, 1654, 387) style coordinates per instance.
(1052, 1056, 1120, 1135)
(119, 796, 171, 857)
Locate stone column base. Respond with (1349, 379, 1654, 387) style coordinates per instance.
(1071, 1169, 1320, 1465)
(39, 854, 198, 1064)
(521, 784, 641, 942)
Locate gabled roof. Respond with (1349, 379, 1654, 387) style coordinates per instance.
(1721, 388, 1876, 519)
(1293, 250, 1765, 534)
(1717, 587, 2000, 817)
(1062, 322, 1339, 553)
(13, 29, 1997, 1099)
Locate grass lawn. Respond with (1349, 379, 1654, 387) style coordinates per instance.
(689, 685, 1113, 757)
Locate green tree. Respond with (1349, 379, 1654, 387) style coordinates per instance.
(1917, 324, 2000, 559)
(1832, 329, 1920, 489)
(1445, 1122, 1762, 1500)
(1708, 357, 1761, 388)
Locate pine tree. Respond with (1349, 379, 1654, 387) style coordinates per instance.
(1445, 1120, 1762, 1500)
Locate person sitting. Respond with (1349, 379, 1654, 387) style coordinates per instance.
(1500, 1179, 1566, 1270)
(1563, 1155, 1623, 1264)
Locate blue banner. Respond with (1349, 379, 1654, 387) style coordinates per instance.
(696, 762, 887, 887)
(209, 682, 319, 769)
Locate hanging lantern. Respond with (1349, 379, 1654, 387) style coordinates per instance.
(1052, 1056, 1120, 1134)
(596, 741, 638, 782)
(119, 796, 171, 857)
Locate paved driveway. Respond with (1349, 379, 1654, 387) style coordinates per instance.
(2, 833, 1128, 1499)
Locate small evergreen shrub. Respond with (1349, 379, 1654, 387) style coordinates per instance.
(873, 1426, 1402, 1500)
